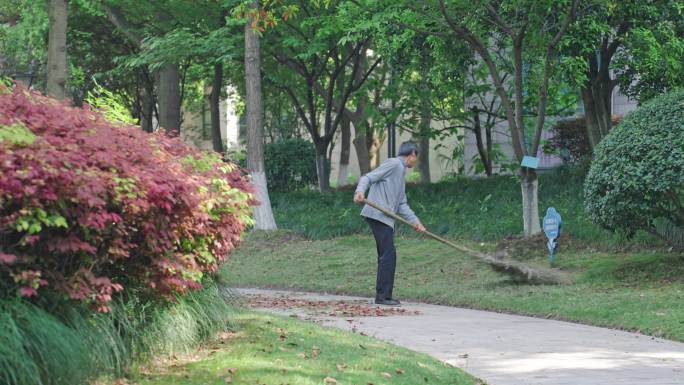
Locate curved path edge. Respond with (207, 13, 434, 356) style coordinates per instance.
(232, 287, 684, 385)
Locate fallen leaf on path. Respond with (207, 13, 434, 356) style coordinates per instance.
(248, 295, 421, 317)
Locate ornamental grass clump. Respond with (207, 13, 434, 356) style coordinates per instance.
(0, 85, 254, 311)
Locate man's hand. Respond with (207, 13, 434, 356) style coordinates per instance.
(353, 192, 365, 204)
(414, 220, 426, 233)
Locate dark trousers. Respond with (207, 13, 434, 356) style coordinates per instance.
(367, 218, 397, 300)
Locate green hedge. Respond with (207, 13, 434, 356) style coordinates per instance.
(264, 138, 317, 191)
(584, 89, 684, 243)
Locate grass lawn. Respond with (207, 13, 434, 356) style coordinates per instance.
(122, 309, 478, 385)
(220, 231, 684, 341)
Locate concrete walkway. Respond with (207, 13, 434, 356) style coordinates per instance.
(236, 288, 684, 385)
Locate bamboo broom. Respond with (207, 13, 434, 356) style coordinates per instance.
(363, 199, 572, 285)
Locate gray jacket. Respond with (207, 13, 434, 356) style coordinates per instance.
(355, 157, 418, 228)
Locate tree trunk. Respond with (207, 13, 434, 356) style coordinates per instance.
(521, 169, 541, 237)
(368, 134, 382, 170)
(140, 74, 155, 132)
(245, 1, 276, 230)
(353, 121, 371, 175)
(416, 102, 431, 183)
(581, 86, 601, 151)
(472, 111, 493, 177)
(417, 137, 430, 183)
(47, 0, 67, 100)
(485, 123, 493, 176)
(337, 115, 351, 186)
(158, 63, 181, 133)
(314, 141, 331, 192)
(416, 50, 432, 183)
(582, 51, 615, 153)
(210, 63, 224, 153)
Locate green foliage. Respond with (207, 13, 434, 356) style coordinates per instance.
(0, 0, 47, 77)
(615, 21, 684, 102)
(0, 280, 235, 385)
(0, 123, 36, 146)
(84, 81, 135, 124)
(584, 89, 684, 241)
(264, 138, 317, 191)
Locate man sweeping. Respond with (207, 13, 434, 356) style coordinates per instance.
(353, 141, 426, 305)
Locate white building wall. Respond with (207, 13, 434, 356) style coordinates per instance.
(328, 120, 463, 186)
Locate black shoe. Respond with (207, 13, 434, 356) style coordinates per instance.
(375, 298, 401, 306)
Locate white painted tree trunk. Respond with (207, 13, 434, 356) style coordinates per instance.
(245, 1, 276, 230)
(250, 170, 277, 230)
(521, 174, 542, 236)
(337, 164, 349, 187)
(47, 0, 67, 99)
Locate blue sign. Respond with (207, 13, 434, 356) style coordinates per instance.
(543, 207, 562, 266)
(521, 156, 540, 169)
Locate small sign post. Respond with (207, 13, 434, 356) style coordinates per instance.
(543, 207, 562, 266)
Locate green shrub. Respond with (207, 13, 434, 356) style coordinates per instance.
(264, 138, 317, 191)
(584, 89, 684, 242)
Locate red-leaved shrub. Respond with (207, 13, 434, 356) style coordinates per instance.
(543, 115, 622, 162)
(0, 85, 254, 311)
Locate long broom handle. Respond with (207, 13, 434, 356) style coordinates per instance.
(362, 198, 481, 256)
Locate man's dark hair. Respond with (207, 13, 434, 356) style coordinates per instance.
(398, 141, 419, 157)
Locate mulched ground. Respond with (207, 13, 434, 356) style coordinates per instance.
(247, 295, 421, 317)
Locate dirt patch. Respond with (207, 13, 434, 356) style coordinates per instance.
(496, 231, 581, 261)
(247, 295, 421, 317)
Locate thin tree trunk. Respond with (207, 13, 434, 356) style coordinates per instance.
(337, 115, 351, 186)
(47, 0, 67, 100)
(521, 170, 541, 237)
(485, 122, 493, 175)
(314, 141, 331, 192)
(141, 82, 155, 132)
(210, 63, 224, 153)
(158, 63, 181, 133)
(472, 111, 492, 177)
(581, 86, 601, 152)
(417, 137, 430, 183)
(416, 46, 432, 183)
(353, 121, 371, 175)
(245, 1, 276, 230)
